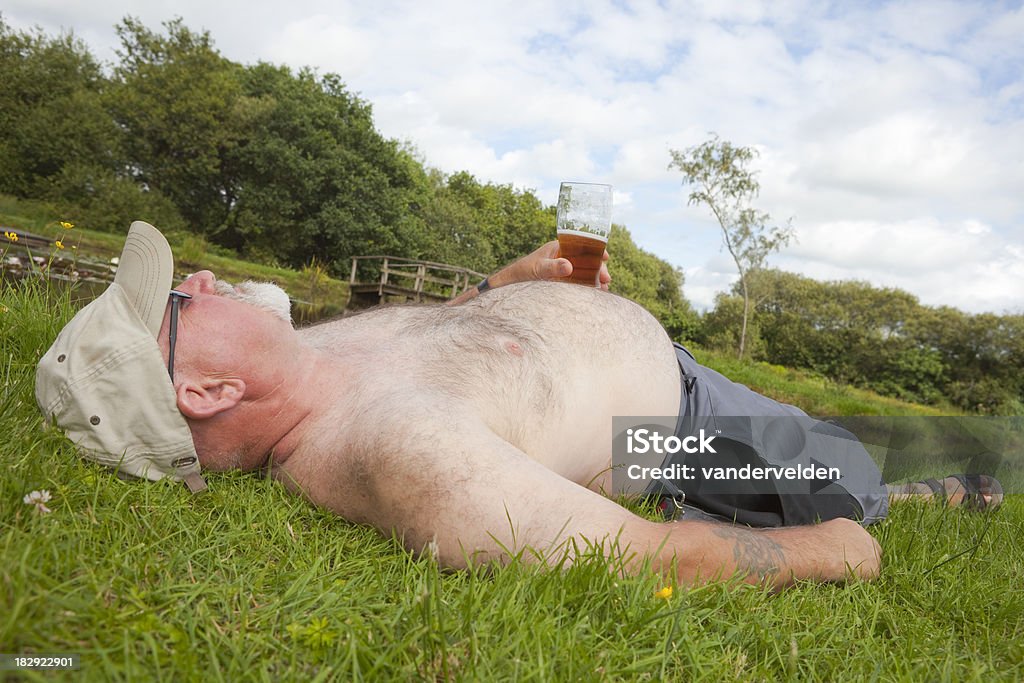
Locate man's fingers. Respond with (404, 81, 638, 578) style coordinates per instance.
(599, 250, 611, 289)
(536, 258, 573, 280)
(528, 241, 610, 286)
(849, 527, 881, 581)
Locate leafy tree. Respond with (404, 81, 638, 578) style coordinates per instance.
(669, 134, 793, 358)
(464, 177, 553, 267)
(400, 170, 553, 275)
(107, 17, 244, 234)
(605, 225, 695, 336)
(730, 269, 1023, 412)
(700, 293, 754, 357)
(105, 19, 416, 271)
(747, 270, 942, 402)
(0, 18, 119, 199)
(220, 63, 413, 270)
(400, 168, 499, 273)
(44, 162, 186, 234)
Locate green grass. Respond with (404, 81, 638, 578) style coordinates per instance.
(3, 254, 1023, 680)
(691, 346, 954, 417)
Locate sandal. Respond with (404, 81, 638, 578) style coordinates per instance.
(921, 474, 1004, 512)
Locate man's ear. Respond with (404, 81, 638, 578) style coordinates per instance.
(176, 378, 246, 420)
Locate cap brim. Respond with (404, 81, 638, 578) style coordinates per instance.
(113, 221, 174, 338)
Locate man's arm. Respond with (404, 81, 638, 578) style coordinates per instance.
(664, 516, 880, 587)
(448, 240, 611, 305)
(332, 420, 880, 589)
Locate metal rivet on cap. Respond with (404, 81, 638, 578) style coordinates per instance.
(89, 415, 101, 425)
(57, 354, 66, 362)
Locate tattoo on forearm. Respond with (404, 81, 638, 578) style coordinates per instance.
(709, 526, 786, 580)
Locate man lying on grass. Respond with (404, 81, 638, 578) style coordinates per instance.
(35, 222, 1002, 590)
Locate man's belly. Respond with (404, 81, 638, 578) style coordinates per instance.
(501, 336, 682, 492)
(437, 281, 684, 492)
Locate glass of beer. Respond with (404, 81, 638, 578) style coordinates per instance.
(556, 182, 612, 286)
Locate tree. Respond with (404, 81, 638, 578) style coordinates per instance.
(605, 224, 695, 337)
(107, 18, 244, 234)
(218, 63, 414, 269)
(669, 134, 793, 358)
(0, 18, 184, 232)
(0, 19, 119, 197)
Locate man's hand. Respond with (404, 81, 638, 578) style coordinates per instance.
(509, 240, 611, 291)
(450, 240, 611, 304)
(808, 517, 882, 582)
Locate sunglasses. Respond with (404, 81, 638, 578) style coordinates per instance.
(167, 290, 192, 380)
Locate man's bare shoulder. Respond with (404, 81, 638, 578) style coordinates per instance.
(273, 388, 487, 523)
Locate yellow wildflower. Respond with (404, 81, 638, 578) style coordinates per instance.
(55, 240, 65, 250)
(59, 221, 74, 230)
(655, 586, 673, 600)
(4, 231, 17, 242)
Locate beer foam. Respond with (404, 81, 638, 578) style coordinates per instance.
(555, 228, 609, 242)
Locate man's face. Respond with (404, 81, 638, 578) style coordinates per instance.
(157, 271, 295, 374)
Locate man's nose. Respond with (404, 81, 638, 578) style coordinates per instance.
(178, 270, 217, 295)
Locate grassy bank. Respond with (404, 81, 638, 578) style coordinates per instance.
(0, 195, 349, 321)
(3, 257, 1023, 680)
(691, 347, 955, 417)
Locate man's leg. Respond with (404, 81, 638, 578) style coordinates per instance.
(887, 474, 1003, 511)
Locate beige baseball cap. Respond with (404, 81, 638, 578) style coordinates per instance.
(35, 221, 207, 493)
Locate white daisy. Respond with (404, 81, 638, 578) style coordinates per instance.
(23, 489, 53, 514)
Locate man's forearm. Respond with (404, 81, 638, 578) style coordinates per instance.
(448, 260, 529, 305)
(448, 280, 485, 306)
(661, 517, 880, 589)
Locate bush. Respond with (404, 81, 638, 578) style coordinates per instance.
(43, 162, 186, 234)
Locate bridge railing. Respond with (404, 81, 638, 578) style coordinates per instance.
(348, 255, 486, 305)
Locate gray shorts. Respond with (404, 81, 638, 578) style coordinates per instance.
(662, 344, 889, 527)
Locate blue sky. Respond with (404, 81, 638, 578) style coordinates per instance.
(6, 0, 1022, 313)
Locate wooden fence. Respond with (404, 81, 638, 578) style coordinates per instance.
(347, 255, 486, 308)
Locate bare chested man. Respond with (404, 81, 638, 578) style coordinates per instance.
(36, 222, 998, 590)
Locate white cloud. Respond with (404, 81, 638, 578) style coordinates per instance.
(787, 219, 990, 273)
(775, 218, 1023, 313)
(265, 14, 374, 79)
(4, 0, 1022, 314)
(799, 113, 974, 197)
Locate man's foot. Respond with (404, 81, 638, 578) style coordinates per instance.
(887, 474, 1004, 511)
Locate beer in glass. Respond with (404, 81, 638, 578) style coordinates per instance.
(556, 182, 612, 286)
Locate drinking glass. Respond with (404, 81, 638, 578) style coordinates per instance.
(556, 182, 612, 286)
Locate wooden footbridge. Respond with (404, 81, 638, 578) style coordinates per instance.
(346, 255, 486, 309)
